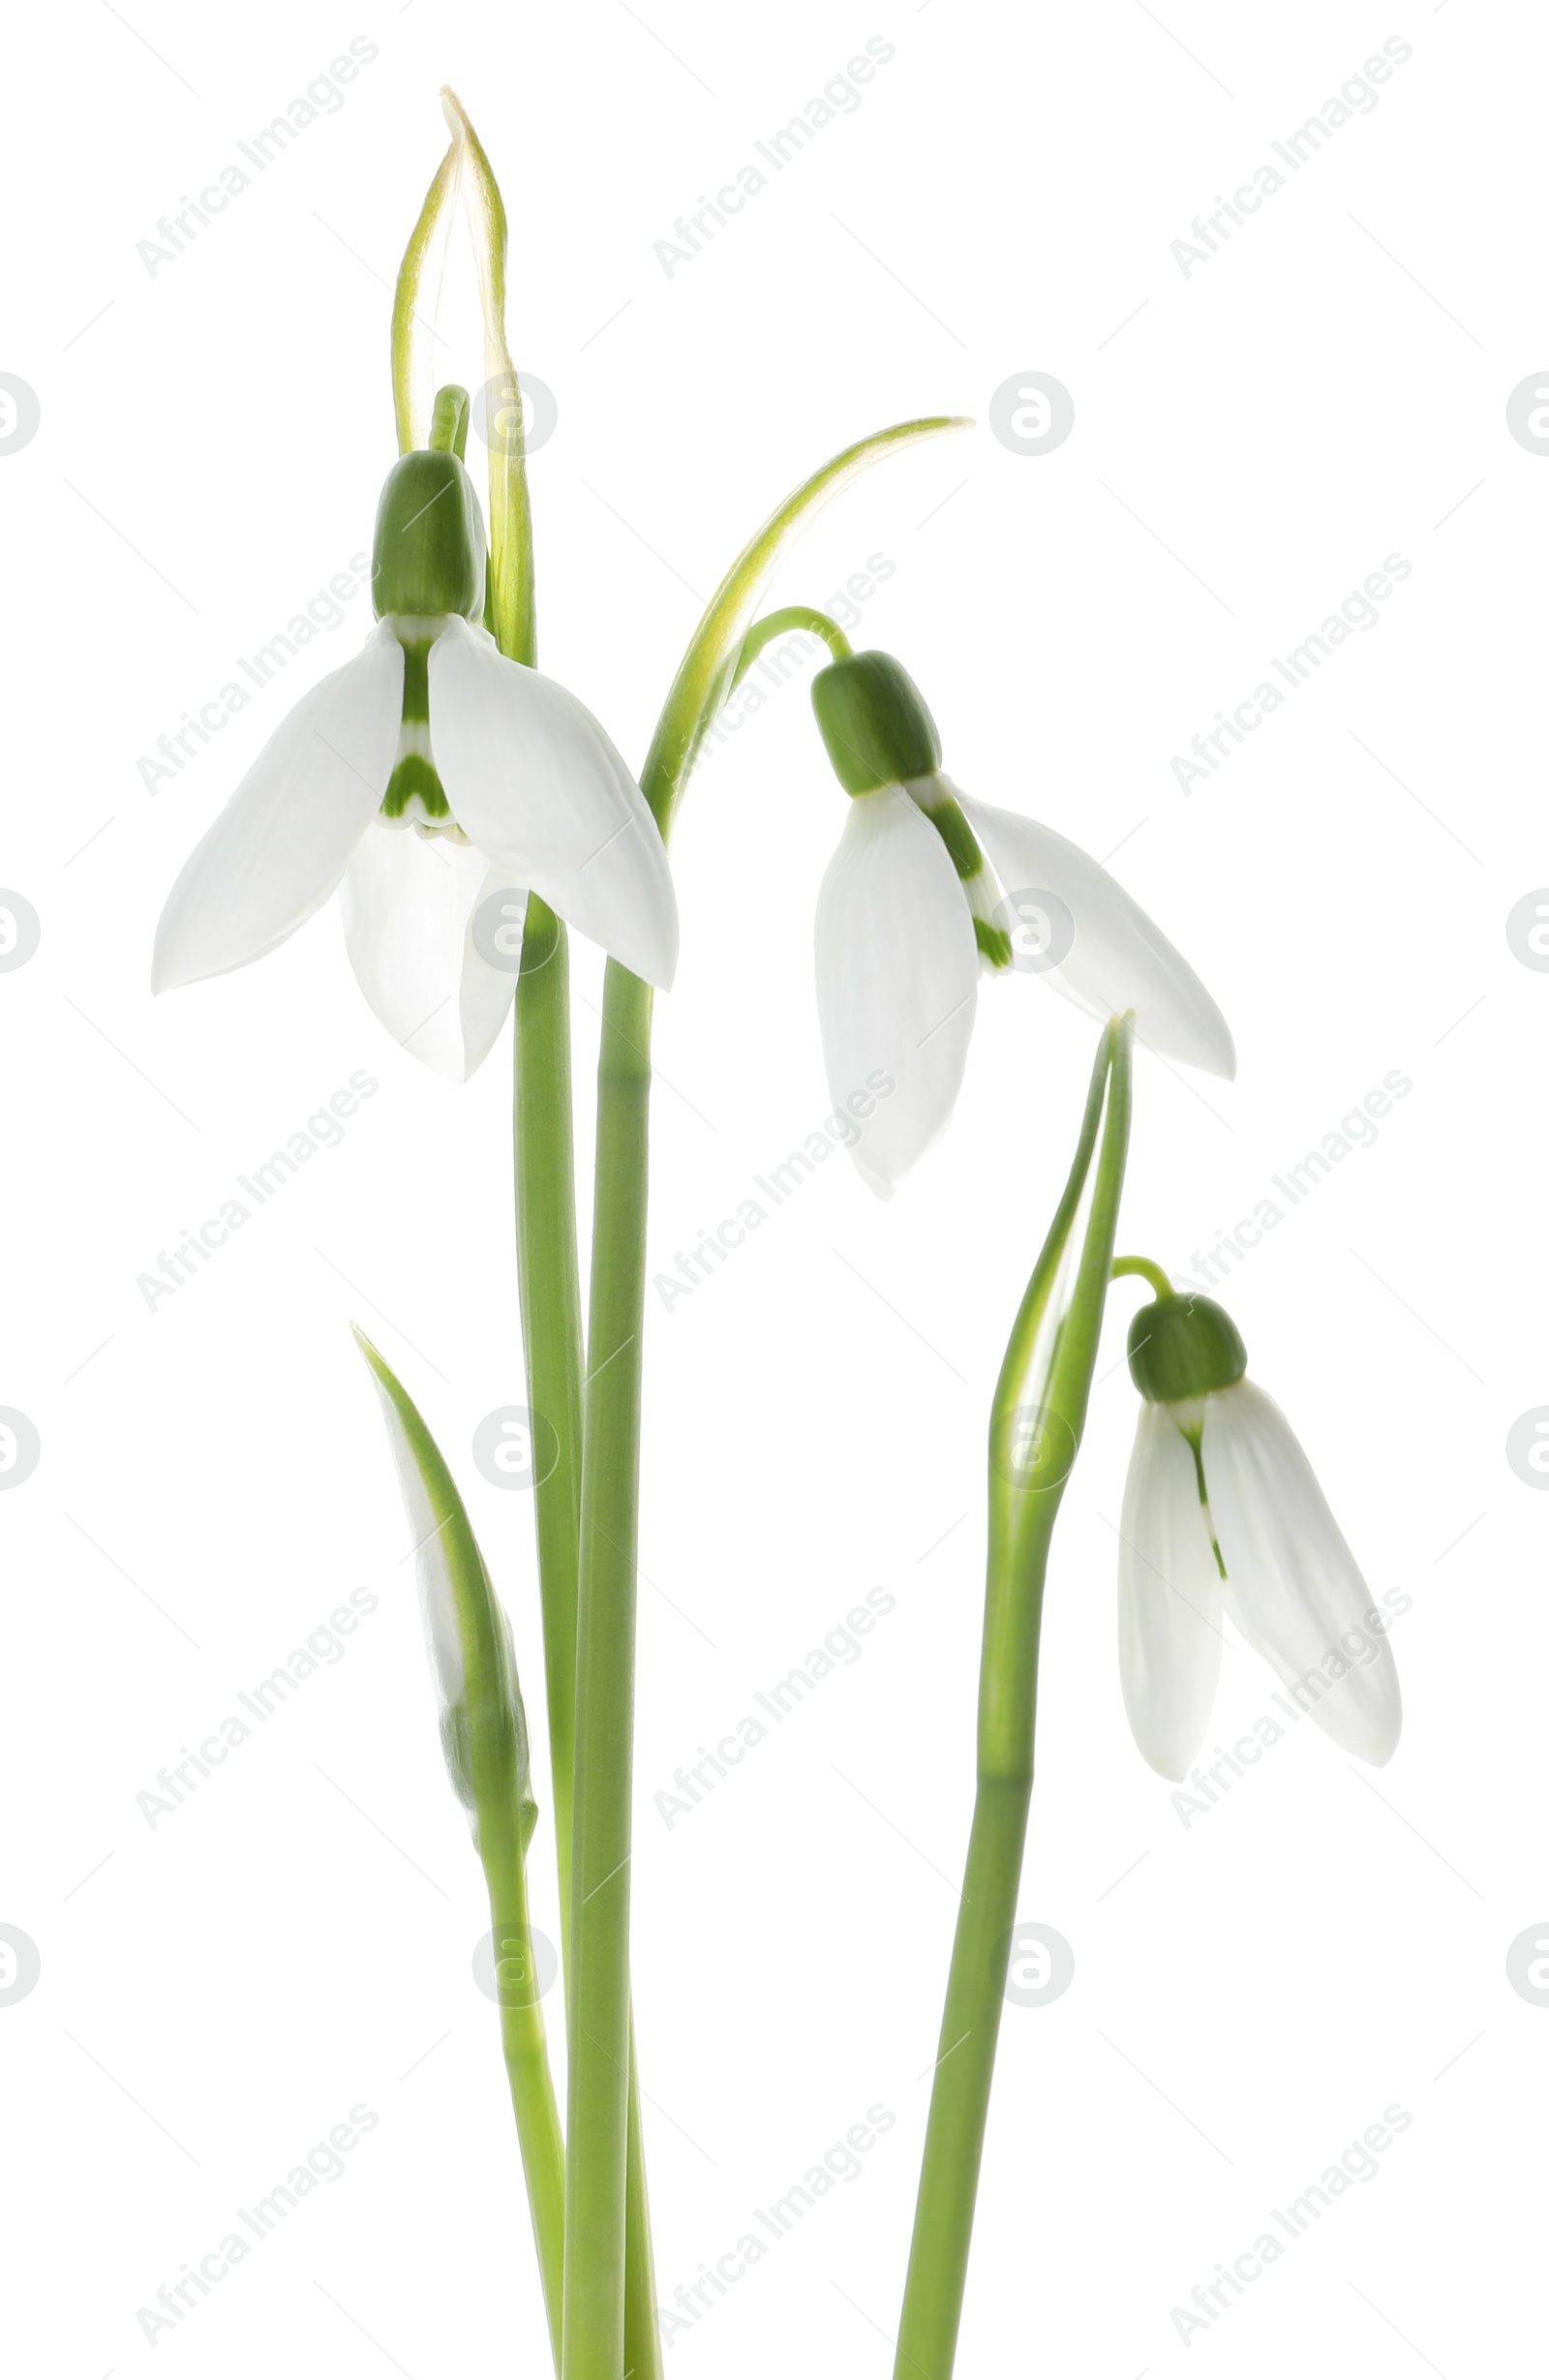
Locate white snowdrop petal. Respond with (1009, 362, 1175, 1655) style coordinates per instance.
(956, 790, 1236, 1080)
(1203, 1379, 1401, 1765)
(153, 627, 404, 992)
(340, 825, 523, 1083)
(813, 785, 979, 1197)
(428, 617, 678, 988)
(1117, 1402, 1228, 1779)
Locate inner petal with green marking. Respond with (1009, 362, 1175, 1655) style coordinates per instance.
(380, 627, 458, 835)
(1176, 1414, 1229, 1580)
(903, 773, 1014, 971)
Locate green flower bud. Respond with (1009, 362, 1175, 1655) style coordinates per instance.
(372, 449, 487, 622)
(809, 651, 942, 796)
(1127, 1294, 1247, 1403)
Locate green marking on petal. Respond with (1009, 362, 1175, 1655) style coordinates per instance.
(1178, 1419, 1229, 1579)
(382, 750, 450, 821)
(380, 636, 450, 820)
(974, 918, 1014, 968)
(923, 788, 986, 882)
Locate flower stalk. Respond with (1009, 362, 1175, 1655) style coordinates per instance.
(893, 1015, 1134, 2380)
(512, 898, 584, 1906)
(563, 952, 654, 2380)
(731, 603, 853, 686)
(354, 1330, 566, 2355)
(562, 414, 969, 2380)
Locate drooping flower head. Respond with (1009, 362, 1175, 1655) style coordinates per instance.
(804, 645, 1234, 1195)
(1115, 1273, 1401, 1781)
(153, 385, 677, 1080)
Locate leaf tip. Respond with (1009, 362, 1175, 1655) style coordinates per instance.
(350, 1322, 389, 1384)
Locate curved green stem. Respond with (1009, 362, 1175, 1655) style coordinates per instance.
(1111, 1253, 1173, 1300)
(563, 959, 653, 2380)
(731, 604, 852, 689)
(893, 1020, 1134, 2380)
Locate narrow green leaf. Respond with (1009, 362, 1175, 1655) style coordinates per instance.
(440, 86, 535, 667)
(989, 1015, 1134, 1539)
(390, 139, 458, 457)
(354, 1328, 564, 2349)
(353, 1327, 536, 1851)
(640, 414, 972, 838)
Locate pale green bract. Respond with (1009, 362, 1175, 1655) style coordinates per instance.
(350, 1327, 566, 2351)
(638, 414, 972, 839)
(353, 1326, 536, 1853)
(894, 1015, 1134, 2380)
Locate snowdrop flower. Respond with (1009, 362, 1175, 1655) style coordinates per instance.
(1114, 1269, 1401, 1781)
(806, 648, 1233, 1196)
(153, 389, 677, 1080)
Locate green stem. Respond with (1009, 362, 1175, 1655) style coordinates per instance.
(564, 961, 654, 2380)
(515, 900, 663, 2380)
(561, 417, 970, 2380)
(893, 1022, 1134, 2380)
(514, 896, 584, 1928)
(730, 603, 852, 688)
(896, 1777, 1032, 2374)
(623, 2033, 662, 2379)
(1111, 1253, 1173, 1300)
(485, 1811, 567, 2363)
(354, 1328, 567, 2359)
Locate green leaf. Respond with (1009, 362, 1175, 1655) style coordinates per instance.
(440, 87, 535, 668)
(389, 92, 536, 669)
(987, 1015, 1134, 1554)
(640, 414, 972, 838)
(978, 1013, 1134, 1779)
(353, 1327, 537, 1854)
(390, 139, 458, 456)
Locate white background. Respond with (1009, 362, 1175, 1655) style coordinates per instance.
(2, 2, 1542, 2373)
